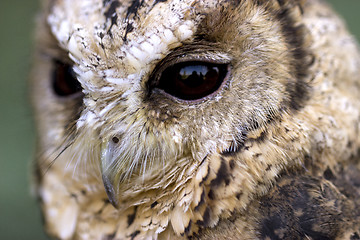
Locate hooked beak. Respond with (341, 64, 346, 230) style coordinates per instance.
(100, 137, 120, 208)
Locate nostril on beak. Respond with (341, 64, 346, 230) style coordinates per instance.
(112, 137, 119, 143)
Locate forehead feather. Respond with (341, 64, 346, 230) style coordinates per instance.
(47, 0, 225, 83)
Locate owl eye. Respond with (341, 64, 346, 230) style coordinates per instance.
(52, 61, 82, 96)
(156, 62, 228, 100)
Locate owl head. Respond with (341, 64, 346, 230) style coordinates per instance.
(31, 0, 360, 238)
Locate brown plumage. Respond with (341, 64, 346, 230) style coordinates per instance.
(30, 0, 360, 239)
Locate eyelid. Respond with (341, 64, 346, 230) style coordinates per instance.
(150, 50, 231, 86)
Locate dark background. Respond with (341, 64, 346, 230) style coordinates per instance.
(0, 1, 359, 239)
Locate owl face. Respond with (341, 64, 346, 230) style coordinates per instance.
(31, 0, 360, 238)
(32, 0, 310, 206)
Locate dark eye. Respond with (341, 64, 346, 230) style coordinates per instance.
(156, 62, 228, 101)
(52, 61, 82, 96)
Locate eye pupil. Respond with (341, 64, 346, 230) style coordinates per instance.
(52, 61, 82, 96)
(178, 65, 218, 87)
(157, 62, 227, 101)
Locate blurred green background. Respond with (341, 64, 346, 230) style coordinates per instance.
(0, 1, 359, 239)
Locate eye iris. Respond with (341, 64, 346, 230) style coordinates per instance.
(53, 61, 82, 96)
(158, 62, 227, 100)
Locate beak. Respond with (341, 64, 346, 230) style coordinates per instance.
(100, 138, 120, 208)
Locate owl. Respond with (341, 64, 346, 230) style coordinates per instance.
(30, 0, 360, 239)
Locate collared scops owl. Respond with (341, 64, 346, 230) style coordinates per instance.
(30, 0, 360, 239)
